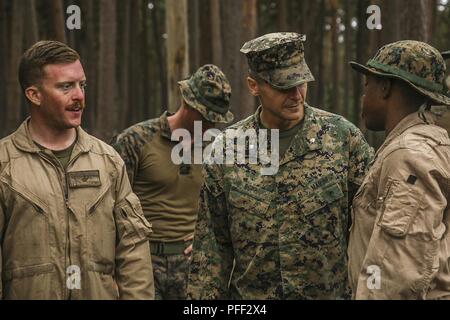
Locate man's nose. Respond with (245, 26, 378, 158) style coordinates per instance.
(72, 84, 85, 100)
(288, 85, 302, 100)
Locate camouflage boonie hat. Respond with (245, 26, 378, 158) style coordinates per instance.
(240, 32, 315, 90)
(350, 40, 450, 106)
(178, 64, 234, 124)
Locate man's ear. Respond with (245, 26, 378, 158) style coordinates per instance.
(24, 86, 41, 106)
(380, 78, 392, 99)
(247, 76, 260, 97)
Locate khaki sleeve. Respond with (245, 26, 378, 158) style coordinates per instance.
(187, 163, 234, 300)
(354, 147, 447, 299)
(114, 163, 154, 300)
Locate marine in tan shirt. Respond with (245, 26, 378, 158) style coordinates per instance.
(111, 65, 233, 299)
(348, 41, 450, 299)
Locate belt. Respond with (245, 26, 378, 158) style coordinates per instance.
(150, 241, 188, 255)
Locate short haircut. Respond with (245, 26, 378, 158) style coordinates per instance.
(248, 69, 266, 84)
(18, 40, 80, 92)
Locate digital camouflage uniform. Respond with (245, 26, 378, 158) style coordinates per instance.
(187, 33, 374, 300)
(111, 65, 233, 300)
(348, 41, 450, 299)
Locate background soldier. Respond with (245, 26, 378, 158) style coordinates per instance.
(0, 41, 154, 299)
(187, 32, 374, 300)
(111, 64, 233, 300)
(348, 40, 450, 299)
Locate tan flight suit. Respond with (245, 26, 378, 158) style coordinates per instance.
(348, 111, 450, 299)
(0, 119, 154, 300)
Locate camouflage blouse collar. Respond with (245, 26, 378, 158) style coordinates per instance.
(252, 104, 322, 160)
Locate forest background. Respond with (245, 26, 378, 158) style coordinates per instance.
(1, 0, 449, 148)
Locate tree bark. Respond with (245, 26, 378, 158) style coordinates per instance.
(277, 0, 288, 31)
(0, 0, 8, 137)
(24, 0, 39, 46)
(49, 0, 67, 42)
(343, 0, 352, 119)
(151, 0, 167, 112)
(97, 0, 117, 140)
(79, 0, 97, 133)
(188, 0, 200, 72)
(330, 0, 340, 114)
(221, 0, 258, 123)
(6, 0, 24, 135)
(210, 0, 223, 67)
(398, 0, 434, 42)
(165, 0, 190, 112)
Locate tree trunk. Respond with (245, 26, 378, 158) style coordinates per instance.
(151, 0, 167, 112)
(221, 0, 257, 123)
(398, 0, 434, 42)
(49, 0, 67, 42)
(6, 0, 24, 135)
(0, 0, 7, 137)
(79, 0, 97, 133)
(188, 0, 200, 72)
(118, 0, 131, 129)
(330, 0, 340, 114)
(165, 0, 189, 112)
(277, 0, 288, 31)
(382, 0, 401, 43)
(353, 0, 371, 130)
(97, 0, 117, 140)
(24, 0, 39, 46)
(343, 0, 352, 119)
(210, 0, 223, 67)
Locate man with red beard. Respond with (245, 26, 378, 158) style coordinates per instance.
(0, 41, 154, 299)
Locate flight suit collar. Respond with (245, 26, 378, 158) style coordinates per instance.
(11, 117, 93, 155)
(376, 109, 436, 158)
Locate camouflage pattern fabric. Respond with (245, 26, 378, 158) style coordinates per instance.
(350, 40, 450, 106)
(152, 253, 191, 300)
(187, 104, 375, 300)
(240, 32, 315, 89)
(110, 116, 163, 185)
(178, 64, 234, 124)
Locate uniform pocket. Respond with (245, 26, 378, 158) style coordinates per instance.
(302, 181, 345, 216)
(228, 184, 274, 249)
(1, 178, 51, 261)
(3, 263, 56, 300)
(377, 179, 423, 238)
(86, 182, 116, 262)
(228, 184, 272, 217)
(115, 193, 152, 247)
(295, 181, 346, 247)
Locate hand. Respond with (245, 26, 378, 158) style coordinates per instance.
(183, 234, 194, 257)
(184, 244, 193, 256)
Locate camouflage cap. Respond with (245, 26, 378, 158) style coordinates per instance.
(178, 64, 234, 124)
(240, 32, 315, 90)
(350, 40, 450, 106)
